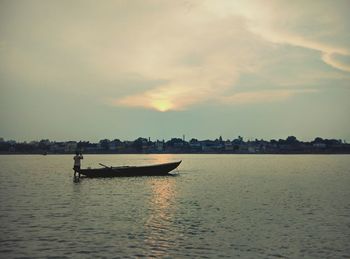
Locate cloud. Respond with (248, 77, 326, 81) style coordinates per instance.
(113, 0, 349, 111)
(106, 3, 267, 111)
(250, 27, 350, 73)
(230, 0, 350, 73)
(1, 0, 349, 113)
(321, 53, 350, 73)
(219, 89, 317, 105)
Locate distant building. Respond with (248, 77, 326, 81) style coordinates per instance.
(224, 141, 233, 151)
(155, 141, 164, 151)
(248, 146, 256, 153)
(313, 143, 326, 148)
(109, 140, 119, 151)
(85, 144, 98, 152)
(189, 141, 201, 150)
(200, 140, 212, 151)
(65, 141, 77, 153)
(7, 140, 17, 145)
(50, 143, 65, 153)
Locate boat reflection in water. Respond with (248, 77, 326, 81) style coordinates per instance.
(144, 155, 179, 257)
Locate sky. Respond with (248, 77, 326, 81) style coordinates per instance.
(1, 0, 350, 142)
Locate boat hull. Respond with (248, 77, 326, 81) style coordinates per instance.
(77, 161, 181, 177)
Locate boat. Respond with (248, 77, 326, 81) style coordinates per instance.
(76, 160, 182, 177)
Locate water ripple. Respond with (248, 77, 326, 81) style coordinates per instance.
(0, 154, 350, 258)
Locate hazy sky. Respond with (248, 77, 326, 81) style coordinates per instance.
(1, 0, 350, 142)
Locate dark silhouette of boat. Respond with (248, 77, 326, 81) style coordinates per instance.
(77, 160, 181, 177)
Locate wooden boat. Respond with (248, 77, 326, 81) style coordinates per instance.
(77, 160, 181, 177)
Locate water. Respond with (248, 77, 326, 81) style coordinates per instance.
(0, 154, 349, 258)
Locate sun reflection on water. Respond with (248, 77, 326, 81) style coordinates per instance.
(144, 176, 177, 257)
(148, 154, 177, 165)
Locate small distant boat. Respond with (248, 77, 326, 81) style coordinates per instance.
(77, 161, 181, 177)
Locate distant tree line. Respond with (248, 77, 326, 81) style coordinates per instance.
(0, 136, 349, 154)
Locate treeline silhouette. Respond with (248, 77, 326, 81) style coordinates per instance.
(0, 136, 349, 154)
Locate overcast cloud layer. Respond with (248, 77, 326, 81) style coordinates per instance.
(1, 0, 349, 141)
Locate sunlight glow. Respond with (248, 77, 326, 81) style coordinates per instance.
(151, 100, 173, 112)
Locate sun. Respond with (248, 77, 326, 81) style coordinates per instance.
(151, 100, 173, 112)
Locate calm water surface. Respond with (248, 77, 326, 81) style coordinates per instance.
(0, 154, 349, 258)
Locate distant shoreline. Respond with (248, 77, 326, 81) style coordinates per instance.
(2, 137, 349, 155)
(1, 151, 350, 155)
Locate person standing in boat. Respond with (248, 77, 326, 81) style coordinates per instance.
(73, 151, 83, 177)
